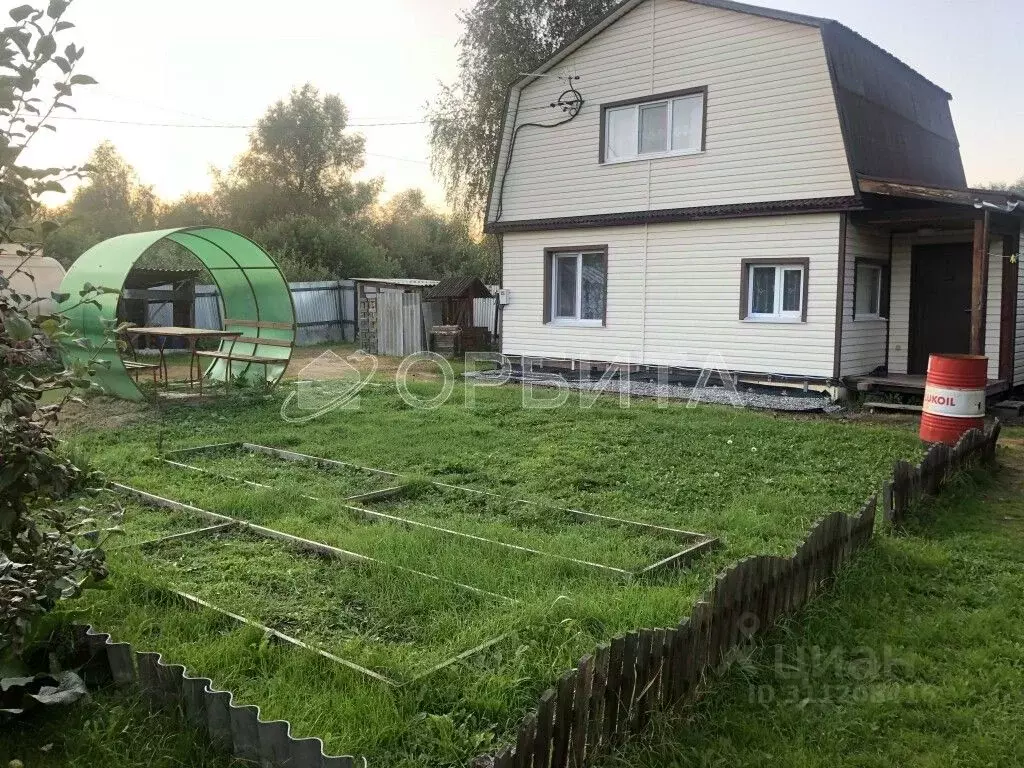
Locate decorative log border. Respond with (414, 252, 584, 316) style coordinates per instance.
(478, 423, 1002, 768)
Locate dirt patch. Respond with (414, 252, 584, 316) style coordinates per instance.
(153, 344, 454, 386)
(57, 396, 150, 434)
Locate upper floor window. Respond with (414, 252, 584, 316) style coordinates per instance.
(602, 88, 706, 164)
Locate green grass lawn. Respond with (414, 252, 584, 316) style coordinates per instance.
(60, 377, 924, 767)
(0, 687, 243, 768)
(597, 435, 1024, 768)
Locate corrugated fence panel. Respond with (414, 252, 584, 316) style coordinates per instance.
(191, 281, 356, 345)
(195, 286, 221, 330)
(145, 284, 174, 327)
(473, 297, 496, 331)
(402, 291, 423, 355)
(291, 280, 351, 346)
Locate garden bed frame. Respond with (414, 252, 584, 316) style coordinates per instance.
(160, 442, 719, 577)
(109, 484, 512, 687)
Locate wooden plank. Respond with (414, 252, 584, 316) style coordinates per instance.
(668, 623, 689, 705)
(514, 714, 536, 768)
(551, 671, 576, 768)
(616, 633, 638, 740)
(570, 656, 594, 768)
(638, 537, 720, 575)
(586, 645, 609, 758)
(970, 211, 990, 355)
(865, 401, 922, 413)
(533, 689, 555, 768)
(651, 628, 668, 712)
(602, 637, 624, 747)
(632, 630, 654, 729)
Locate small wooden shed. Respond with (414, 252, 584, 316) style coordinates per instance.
(423, 277, 493, 356)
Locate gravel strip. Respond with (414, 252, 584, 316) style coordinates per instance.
(466, 370, 843, 413)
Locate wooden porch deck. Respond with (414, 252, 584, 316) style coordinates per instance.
(851, 373, 1009, 396)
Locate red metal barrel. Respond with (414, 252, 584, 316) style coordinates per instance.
(920, 354, 986, 444)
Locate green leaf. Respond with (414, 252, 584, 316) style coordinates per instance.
(69, 74, 97, 86)
(55, 20, 72, 30)
(46, 0, 69, 19)
(3, 312, 33, 341)
(34, 34, 56, 60)
(8, 4, 34, 22)
(49, 291, 69, 303)
(52, 55, 70, 74)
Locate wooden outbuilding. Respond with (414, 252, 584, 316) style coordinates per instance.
(423, 277, 494, 356)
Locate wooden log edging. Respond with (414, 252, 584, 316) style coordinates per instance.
(72, 625, 363, 768)
(481, 422, 1001, 768)
(885, 421, 1001, 526)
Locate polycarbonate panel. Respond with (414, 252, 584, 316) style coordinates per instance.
(190, 228, 276, 269)
(166, 231, 238, 270)
(59, 227, 295, 398)
(244, 268, 295, 327)
(216, 268, 259, 322)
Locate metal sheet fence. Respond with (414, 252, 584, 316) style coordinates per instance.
(191, 280, 356, 346)
(148, 279, 488, 351)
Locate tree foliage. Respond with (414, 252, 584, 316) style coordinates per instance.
(427, 0, 619, 217)
(979, 175, 1024, 195)
(375, 189, 495, 280)
(44, 84, 492, 282)
(215, 83, 381, 233)
(43, 141, 157, 266)
(0, 0, 117, 664)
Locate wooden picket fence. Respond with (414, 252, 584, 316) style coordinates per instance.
(482, 422, 1001, 768)
(886, 421, 1001, 526)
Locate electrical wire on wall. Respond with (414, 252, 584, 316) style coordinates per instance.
(494, 76, 584, 222)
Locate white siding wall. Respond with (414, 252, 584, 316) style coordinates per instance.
(839, 222, 889, 376)
(888, 232, 1003, 378)
(502, 213, 841, 378)
(984, 237, 1002, 381)
(489, 0, 853, 224)
(1016, 223, 1024, 386)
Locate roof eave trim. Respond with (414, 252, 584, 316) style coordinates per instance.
(485, 196, 861, 234)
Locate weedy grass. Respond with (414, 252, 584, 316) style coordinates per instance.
(597, 438, 1024, 768)
(0, 686, 244, 767)
(63, 377, 925, 766)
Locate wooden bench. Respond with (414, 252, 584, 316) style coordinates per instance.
(194, 319, 293, 391)
(123, 358, 161, 383)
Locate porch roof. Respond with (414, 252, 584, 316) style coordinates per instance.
(855, 175, 1023, 233)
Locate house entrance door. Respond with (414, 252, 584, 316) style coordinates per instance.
(908, 243, 973, 375)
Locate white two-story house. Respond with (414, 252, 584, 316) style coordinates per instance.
(484, 0, 1023, 397)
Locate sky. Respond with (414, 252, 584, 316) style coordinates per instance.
(23, 0, 1024, 211)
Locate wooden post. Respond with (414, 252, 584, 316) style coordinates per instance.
(999, 232, 1019, 382)
(970, 210, 990, 355)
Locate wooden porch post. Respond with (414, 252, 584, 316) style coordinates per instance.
(998, 232, 1019, 383)
(970, 210, 990, 355)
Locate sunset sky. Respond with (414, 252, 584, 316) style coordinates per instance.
(23, 0, 1024, 210)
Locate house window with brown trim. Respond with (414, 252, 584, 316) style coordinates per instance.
(853, 259, 889, 320)
(543, 247, 607, 325)
(739, 258, 809, 322)
(601, 88, 707, 164)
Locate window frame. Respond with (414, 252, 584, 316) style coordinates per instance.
(739, 258, 810, 323)
(599, 86, 708, 165)
(852, 258, 889, 321)
(543, 246, 608, 327)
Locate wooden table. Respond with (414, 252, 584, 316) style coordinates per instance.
(124, 327, 242, 388)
